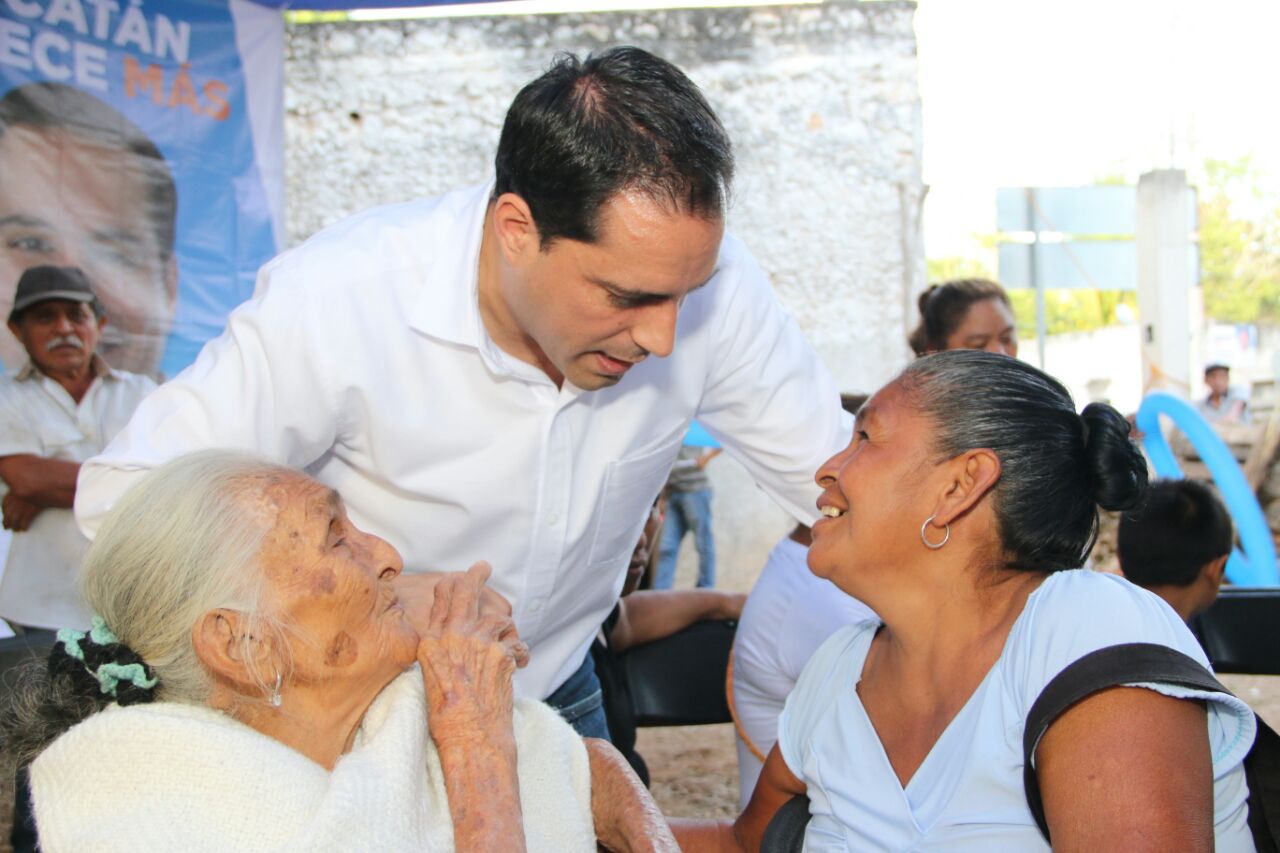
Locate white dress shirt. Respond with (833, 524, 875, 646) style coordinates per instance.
(0, 358, 155, 629)
(76, 183, 850, 699)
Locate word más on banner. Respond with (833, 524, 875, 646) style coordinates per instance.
(0, 0, 229, 120)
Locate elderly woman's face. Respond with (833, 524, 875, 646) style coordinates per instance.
(256, 475, 418, 689)
(808, 383, 939, 588)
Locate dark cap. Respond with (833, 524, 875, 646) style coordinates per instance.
(1204, 363, 1230, 376)
(9, 266, 97, 322)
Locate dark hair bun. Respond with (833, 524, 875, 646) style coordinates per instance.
(1080, 402, 1148, 511)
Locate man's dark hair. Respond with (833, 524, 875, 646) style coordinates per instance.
(493, 47, 733, 247)
(899, 350, 1148, 573)
(0, 82, 177, 260)
(1118, 479, 1233, 588)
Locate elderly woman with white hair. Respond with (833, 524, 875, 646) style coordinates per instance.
(2, 451, 673, 852)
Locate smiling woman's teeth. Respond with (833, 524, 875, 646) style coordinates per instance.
(822, 506, 845, 518)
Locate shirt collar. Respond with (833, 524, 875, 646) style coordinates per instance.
(407, 181, 494, 350)
(15, 354, 117, 383)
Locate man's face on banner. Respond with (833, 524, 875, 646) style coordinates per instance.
(0, 124, 177, 377)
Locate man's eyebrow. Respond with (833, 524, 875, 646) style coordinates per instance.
(0, 214, 51, 229)
(91, 227, 145, 249)
(589, 268, 719, 301)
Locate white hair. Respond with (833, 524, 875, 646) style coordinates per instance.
(79, 450, 298, 704)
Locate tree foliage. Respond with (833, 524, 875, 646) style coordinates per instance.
(1199, 158, 1280, 325)
(927, 158, 1280, 334)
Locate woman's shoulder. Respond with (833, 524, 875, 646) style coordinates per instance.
(35, 699, 317, 777)
(1004, 570, 1211, 703)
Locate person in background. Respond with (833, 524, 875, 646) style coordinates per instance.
(0, 266, 155, 634)
(730, 395, 874, 807)
(1118, 478, 1233, 623)
(1197, 363, 1250, 425)
(654, 444, 722, 589)
(594, 499, 745, 782)
(675, 351, 1255, 851)
(908, 278, 1017, 358)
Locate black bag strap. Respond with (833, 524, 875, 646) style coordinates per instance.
(1022, 642, 1230, 844)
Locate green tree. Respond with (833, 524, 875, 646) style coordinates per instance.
(1199, 158, 1280, 325)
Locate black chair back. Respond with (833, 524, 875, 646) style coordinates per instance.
(1190, 587, 1280, 675)
(623, 619, 736, 727)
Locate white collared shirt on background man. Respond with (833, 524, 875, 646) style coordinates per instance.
(76, 183, 850, 699)
(0, 357, 155, 630)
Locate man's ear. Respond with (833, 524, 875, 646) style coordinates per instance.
(928, 448, 1001, 528)
(1203, 553, 1229, 590)
(6, 320, 20, 341)
(192, 608, 274, 692)
(491, 192, 540, 264)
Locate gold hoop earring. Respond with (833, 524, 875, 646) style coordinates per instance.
(920, 514, 950, 550)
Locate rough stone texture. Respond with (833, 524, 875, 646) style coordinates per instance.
(284, 1, 923, 590)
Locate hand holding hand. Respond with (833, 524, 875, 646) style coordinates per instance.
(395, 567, 521, 660)
(418, 562, 528, 750)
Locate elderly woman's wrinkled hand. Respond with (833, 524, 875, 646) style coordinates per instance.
(417, 562, 529, 749)
(394, 568, 518, 644)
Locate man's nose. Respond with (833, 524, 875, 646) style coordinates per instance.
(631, 301, 678, 359)
(52, 313, 74, 334)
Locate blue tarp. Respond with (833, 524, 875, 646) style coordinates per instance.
(256, 0, 501, 9)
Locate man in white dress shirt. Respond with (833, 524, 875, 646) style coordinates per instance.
(75, 47, 849, 737)
(0, 266, 155, 632)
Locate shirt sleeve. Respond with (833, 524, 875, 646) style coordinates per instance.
(693, 236, 852, 526)
(1008, 571, 1256, 779)
(75, 255, 343, 537)
(0, 381, 42, 458)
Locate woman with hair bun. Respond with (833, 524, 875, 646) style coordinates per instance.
(677, 351, 1256, 851)
(909, 278, 1018, 357)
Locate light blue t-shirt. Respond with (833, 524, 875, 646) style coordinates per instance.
(778, 570, 1257, 852)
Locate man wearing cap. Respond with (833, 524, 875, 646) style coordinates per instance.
(0, 266, 155, 632)
(1197, 363, 1250, 425)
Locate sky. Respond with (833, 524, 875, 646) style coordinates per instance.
(915, 0, 1280, 259)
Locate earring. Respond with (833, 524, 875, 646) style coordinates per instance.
(920, 514, 950, 550)
(269, 671, 283, 707)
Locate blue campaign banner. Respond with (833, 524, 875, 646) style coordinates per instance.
(0, 0, 284, 380)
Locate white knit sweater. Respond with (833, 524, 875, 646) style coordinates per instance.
(30, 667, 596, 852)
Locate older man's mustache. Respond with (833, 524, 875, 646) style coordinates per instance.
(45, 335, 84, 352)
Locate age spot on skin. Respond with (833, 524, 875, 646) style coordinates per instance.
(311, 568, 337, 594)
(326, 631, 358, 666)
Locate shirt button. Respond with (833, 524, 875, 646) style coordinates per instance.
(546, 513, 559, 526)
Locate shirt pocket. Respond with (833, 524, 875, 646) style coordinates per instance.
(586, 432, 685, 571)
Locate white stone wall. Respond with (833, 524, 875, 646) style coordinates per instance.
(284, 0, 923, 589)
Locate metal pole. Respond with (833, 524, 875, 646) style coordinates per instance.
(1027, 189, 1046, 368)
